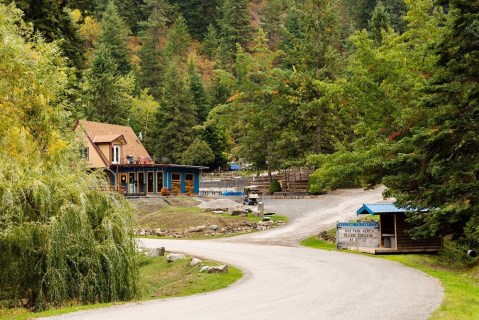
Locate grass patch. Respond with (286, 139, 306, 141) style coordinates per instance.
(1, 256, 242, 320)
(140, 256, 242, 299)
(301, 237, 336, 250)
(301, 236, 479, 320)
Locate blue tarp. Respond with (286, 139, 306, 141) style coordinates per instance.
(221, 191, 244, 196)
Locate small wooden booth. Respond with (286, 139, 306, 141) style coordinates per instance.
(356, 203, 443, 254)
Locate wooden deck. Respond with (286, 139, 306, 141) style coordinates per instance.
(358, 247, 440, 254)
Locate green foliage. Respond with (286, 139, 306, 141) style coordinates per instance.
(129, 90, 159, 153)
(259, 0, 286, 46)
(368, 1, 391, 44)
(94, 0, 142, 33)
(0, 4, 138, 310)
(165, 14, 191, 60)
(382, 0, 479, 246)
(181, 138, 215, 166)
(217, 0, 252, 64)
(98, 0, 132, 74)
(169, 0, 219, 40)
(201, 124, 229, 170)
(3, 0, 86, 69)
(137, 0, 170, 99)
(154, 62, 196, 163)
(201, 23, 220, 59)
(281, 0, 342, 79)
(188, 59, 210, 124)
(80, 45, 134, 125)
(269, 179, 282, 193)
(307, 0, 439, 186)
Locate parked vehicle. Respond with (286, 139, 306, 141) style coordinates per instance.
(243, 185, 261, 205)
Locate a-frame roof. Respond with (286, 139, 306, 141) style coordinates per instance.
(77, 120, 150, 160)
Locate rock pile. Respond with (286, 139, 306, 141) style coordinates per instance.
(317, 231, 336, 243)
(135, 220, 284, 238)
(198, 198, 244, 212)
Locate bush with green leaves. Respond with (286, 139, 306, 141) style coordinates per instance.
(0, 4, 138, 311)
(269, 179, 282, 194)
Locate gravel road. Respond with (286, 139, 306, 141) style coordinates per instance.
(44, 188, 443, 320)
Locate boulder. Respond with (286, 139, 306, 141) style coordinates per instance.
(188, 225, 206, 233)
(199, 266, 210, 273)
(190, 258, 202, 267)
(210, 224, 218, 231)
(148, 247, 165, 258)
(166, 253, 186, 263)
(207, 265, 228, 274)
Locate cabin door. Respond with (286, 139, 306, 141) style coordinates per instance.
(147, 172, 154, 194)
(128, 172, 136, 193)
(138, 172, 145, 194)
(119, 174, 127, 194)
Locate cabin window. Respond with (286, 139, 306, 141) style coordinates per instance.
(80, 147, 89, 159)
(112, 145, 121, 164)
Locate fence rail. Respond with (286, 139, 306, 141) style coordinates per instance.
(200, 168, 315, 194)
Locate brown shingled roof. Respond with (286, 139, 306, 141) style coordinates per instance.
(77, 120, 151, 163)
(93, 134, 126, 144)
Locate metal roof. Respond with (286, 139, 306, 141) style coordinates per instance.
(357, 203, 408, 216)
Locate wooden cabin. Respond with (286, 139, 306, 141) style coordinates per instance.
(75, 120, 207, 196)
(356, 203, 443, 254)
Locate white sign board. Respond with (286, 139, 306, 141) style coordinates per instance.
(336, 222, 380, 249)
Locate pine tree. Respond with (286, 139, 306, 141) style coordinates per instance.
(165, 14, 191, 60)
(138, 0, 170, 99)
(169, 0, 220, 40)
(368, 1, 391, 44)
(201, 23, 220, 58)
(201, 124, 228, 170)
(98, 0, 132, 74)
(260, 0, 286, 46)
(6, 0, 85, 69)
(188, 59, 210, 124)
(383, 0, 479, 246)
(82, 45, 134, 124)
(93, 0, 141, 33)
(217, 0, 252, 62)
(154, 62, 197, 163)
(281, 0, 342, 79)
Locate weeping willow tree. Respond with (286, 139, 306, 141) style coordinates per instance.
(0, 4, 138, 311)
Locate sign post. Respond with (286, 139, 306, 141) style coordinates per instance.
(336, 222, 380, 249)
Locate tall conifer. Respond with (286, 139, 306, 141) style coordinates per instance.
(138, 0, 170, 99)
(217, 0, 252, 62)
(98, 0, 132, 74)
(154, 62, 197, 162)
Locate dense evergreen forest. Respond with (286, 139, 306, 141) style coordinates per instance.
(0, 0, 478, 311)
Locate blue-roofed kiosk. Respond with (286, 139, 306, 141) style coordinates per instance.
(356, 203, 443, 254)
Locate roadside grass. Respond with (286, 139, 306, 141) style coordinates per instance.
(140, 256, 242, 299)
(137, 204, 288, 239)
(137, 205, 287, 229)
(301, 237, 479, 320)
(0, 256, 242, 320)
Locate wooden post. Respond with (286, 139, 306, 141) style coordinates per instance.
(394, 214, 398, 249)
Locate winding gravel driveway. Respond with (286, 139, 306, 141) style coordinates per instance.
(46, 188, 443, 320)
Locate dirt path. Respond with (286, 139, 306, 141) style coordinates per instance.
(224, 187, 386, 246)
